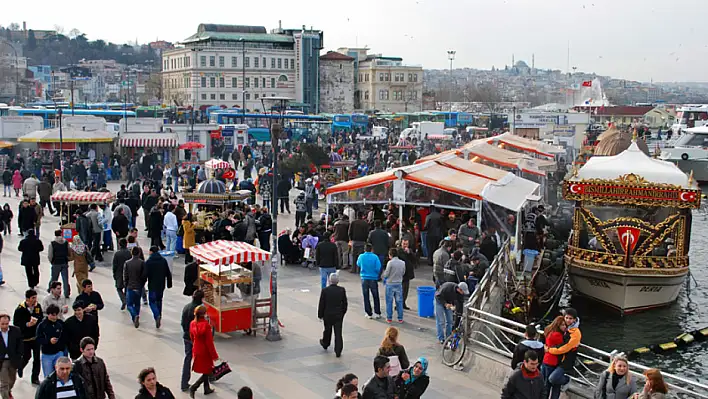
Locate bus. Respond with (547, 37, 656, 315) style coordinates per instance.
(210, 111, 331, 143)
(136, 105, 175, 121)
(9, 108, 137, 128)
(431, 111, 473, 128)
(330, 114, 351, 133)
(0, 103, 9, 117)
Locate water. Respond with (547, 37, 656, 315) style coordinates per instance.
(562, 211, 708, 383)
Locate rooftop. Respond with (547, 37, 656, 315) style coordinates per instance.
(594, 105, 654, 116)
(181, 23, 294, 45)
(319, 51, 354, 61)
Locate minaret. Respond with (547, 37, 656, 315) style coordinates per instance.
(532, 53, 535, 69)
(512, 54, 515, 66)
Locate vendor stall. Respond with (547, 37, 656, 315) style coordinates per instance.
(190, 240, 271, 333)
(319, 160, 358, 191)
(51, 191, 115, 242)
(18, 127, 114, 159)
(118, 133, 178, 165)
(182, 178, 251, 242)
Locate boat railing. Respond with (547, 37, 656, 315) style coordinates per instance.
(567, 246, 688, 269)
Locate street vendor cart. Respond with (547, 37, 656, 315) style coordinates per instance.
(190, 240, 271, 334)
(51, 191, 115, 242)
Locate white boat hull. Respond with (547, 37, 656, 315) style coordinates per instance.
(663, 158, 708, 182)
(566, 258, 687, 314)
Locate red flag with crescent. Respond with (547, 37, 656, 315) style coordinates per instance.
(617, 226, 640, 254)
(568, 183, 584, 195)
(222, 168, 236, 180)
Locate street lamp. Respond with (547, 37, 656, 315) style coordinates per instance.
(447, 50, 456, 115)
(260, 95, 291, 342)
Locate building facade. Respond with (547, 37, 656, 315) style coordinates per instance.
(338, 47, 423, 113)
(161, 23, 322, 113)
(318, 51, 355, 113)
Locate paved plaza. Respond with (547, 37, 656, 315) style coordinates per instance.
(0, 181, 499, 398)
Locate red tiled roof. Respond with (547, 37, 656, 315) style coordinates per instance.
(319, 51, 355, 61)
(594, 106, 654, 116)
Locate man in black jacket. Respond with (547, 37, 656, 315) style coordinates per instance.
(510, 325, 544, 370)
(362, 355, 395, 399)
(123, 247, 145, 328)
(398, 238, 417, 310)
(35, 356, 87, 399)
(317, 273, 347, 358)
(424, 207, 444, 265)
(501, 350, 546, 399)
(63, 302, 100, 360)
(315, 232, 339, 290)
(112, 238, 131, 310)
(180, 289, 203, 392)
(257, 208, 273, 252)
(145, 246, 172, 329)
(367, 220, 390, 272)
(277, 175, 292, 214)
(13, 289, 42, 384)
(74, 279, 104, 321)
(0, 313, 23, 398)
(348, 211, 369, 274)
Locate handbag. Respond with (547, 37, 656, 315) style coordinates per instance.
(177, 224, 184, 237)
(387, 355, 401, 376)
(212, 361, 232, 381)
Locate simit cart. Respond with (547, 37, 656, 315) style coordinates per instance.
(50, 191, 115, 242)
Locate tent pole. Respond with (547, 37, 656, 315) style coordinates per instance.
(398, 204, 404, 242)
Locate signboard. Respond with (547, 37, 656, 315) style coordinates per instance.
(564, 179, 700, 208)
(552, 125, 576, 137)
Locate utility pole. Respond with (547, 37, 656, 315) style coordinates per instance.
(447, 50, 456, 117)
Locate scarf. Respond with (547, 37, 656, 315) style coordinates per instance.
(72, 236, 87, 255)
(406, 357, 428, 385)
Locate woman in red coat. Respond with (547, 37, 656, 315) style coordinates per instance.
(189, 306, 218, 397)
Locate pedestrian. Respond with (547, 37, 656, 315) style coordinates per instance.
(334, 374, 360, 399)
(398, 238, 417, 310)
(47, 229, 70, 296)
(294, 192, 307, 228)
(368, 220, 390, 268)
(35, 356, 88, 399)
(541, 316, 566, 390)
(135, 367, 175, 399)
(145, 246, 172, 329)
(382, 248, 405, 324)
(1, 169, 11, 197)
(71, 236, 93, 293)
(112, 207, 130, 243)
(112, 238, 131, 310)
(12, 289, 42, 384)
(18, 229, 43, 289)
(2, 204, 12, 235)
(29, 197, 43, 237)
(424, 207, 444, 265)
(362, 355, 395, 399)
(501, 350, 546, 399)
(333, 215, 350, 270)
(434, 281, 469, 343)
(64, 302, 100, 361)
(73, 337, 115, 399)
(277, 175, 291, 214)
(394, 357, 430, 399)
(511, 325, 545, 370)
(163, 204, 179, 253)
(348, 211, 369, 274)
(180, 289, 204, 392)
(638, 369, 668, 399)
(0, 313, 23, 399)
(316, 232, 339, 289)
(147, 204, 164, 249)
(35, 304, 66, 378)
(545, 308, 582, 399)
(318, 273, 348, 358)
(124, 247, 146, 328)
(358, 243, 382, 319)
(101, 204, 114, 252)
(11, 170, 21, 197)
(182, 213, 196, 263)
(377, 326, 410, 376)
(304, 178, 316, 218)
(22, 173, 39, 199)
(594, 355, 637, 399)
(189, 306, 217, 397)
(17, 199, 35, 236)
(257, 207, 272, 252)
(42, 281, 69, 320)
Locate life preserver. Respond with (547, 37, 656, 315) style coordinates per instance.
(681, 153, 689, 161)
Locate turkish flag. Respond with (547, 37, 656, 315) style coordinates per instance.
(617, 226, 640, 254)
(582, 81, 593, 87)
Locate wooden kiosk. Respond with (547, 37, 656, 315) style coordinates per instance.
(189, 240, 271, 333)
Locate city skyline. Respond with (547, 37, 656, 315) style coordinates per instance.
(3, 0, 707, 83)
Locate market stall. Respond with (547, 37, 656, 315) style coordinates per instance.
(190, 240, 271, 333)
(319, 160, 358, 191)
(118, 133, 179, 165)
(182, 178, 251, 242)
(51, 191, 115, 242)
(18, 127, 114, 159)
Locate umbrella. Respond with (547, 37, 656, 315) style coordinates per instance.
(178, 141, 205, 150)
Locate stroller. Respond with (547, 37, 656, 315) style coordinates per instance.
(301, 234, 319, 270)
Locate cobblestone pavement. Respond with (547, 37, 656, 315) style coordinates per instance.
(0, 181, 498, 398)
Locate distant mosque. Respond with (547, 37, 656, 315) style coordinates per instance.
(505, 54, 535, 76)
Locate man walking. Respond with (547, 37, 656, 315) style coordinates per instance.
(74, 279, 105, 321)
(0, 313, 23, 399)
(277, 175, 291, 214)
(357, 244, 382, 319)
(35, 356, 87, 399)
(13, 289, 42, 384)
(362, 356, 395, 399)
(501, 350, 546, 399)
(124, 247, 145, 328)
(398, 238, 417, 310)
(47, 229, 70, 297)
(333, 215, 350, 270)
(85, 204, 104, 262)
(112, 238, 131, 310)
(35, 304, 66, 377)
(163, 204, 179, 253)
(41, 282, 69, 320)
(545, 308, 582, 399)
(315, 232, 339, 289)
(432, 240, 452, 288)
(180, 289, 204, 392)
(72, 337, 115, 399)
(382, 248, 405, 324)
(348, 211, 369, 274)
(145, 246, 172, 328)
(318, 273, 348, 358)
(64, 302, 100, 361)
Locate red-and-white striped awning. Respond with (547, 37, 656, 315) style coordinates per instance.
(51, 191, 115, 203)
(190, 240, 271, 265)
(205, 159, 230, 170)
(119, 134, 178, 148)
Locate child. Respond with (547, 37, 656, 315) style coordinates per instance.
(2, 203, 12, 235)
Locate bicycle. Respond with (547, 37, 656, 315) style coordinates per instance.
(441, 311, 467, 367)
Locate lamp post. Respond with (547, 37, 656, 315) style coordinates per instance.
(239, 38, 246, 114)
(447, 50, 456, 115)
(260, 96, 291, 342)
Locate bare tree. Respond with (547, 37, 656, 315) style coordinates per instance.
(68, 28, 81, 40)
(402, 84, 421, 112)
(144, 73, 163, 103)
(7, 23, 20, 31)
(53, 25, 65, 35)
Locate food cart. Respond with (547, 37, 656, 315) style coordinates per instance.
(182, 178, 251, 243)
(190, 240, 271, 333)
(50, 191, 115, 242)
(319, 160, 358, 191)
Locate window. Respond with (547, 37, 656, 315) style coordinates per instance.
(232, 93, 238, 100)
(262, 57, 266, 67)
(262, 78, 266, 88)
(364, 91, 369, 100)
(219, 56, 224, 68)
(254, 78, 259, 88)
(200, 56, 206, 67)
(232, 56, 237, 67)
(232, 77, 238, 87)
(379, 90, 389, 100)
(254, 94, 259, 99)
(201, 77, 206, 87)
(245, 93, 251, 100)
(209, 56, 215, 67)
(395, 73, 405, 82)
(278, 58, 282, 69)
(254, 57, 260, 68)
(220, 93, 225, 100)
(210, 77, 215, 87)
(409, 73, 418, 82)
(245, 77, 250, 88)
(210, 94, 216, 100)
(379, 73, 384, 81)
(245, 57, 250, 68)
(163, 60, 167, 70)
(201, 93, 207, 100)
(271, 58, 275, 68)
(291, 59, 295, 69)
(284, 59, 288, 69)
(219, 77, 225, 88)
(386, 73, 390, 81)
(271, 78, 275, 88)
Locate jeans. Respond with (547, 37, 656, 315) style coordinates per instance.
(361, 279, 381, 316)
(165, 229, 177, 252)
(319, 267, 336, 289)
(421, 231, 428, 258)
(541, 364, 556, 397)
(41, 352, 63, 378)
(321, 317, 343, 355)
(126, 289, 142, 320)
(385, 283, 404, 321)
(181, 339, 193, 390)
(548, 366, 569, 399)
(174, 178, 179, 193)
(3, 184, 10, 196)
(48, 264, 70, 297)
(103, 230, 113, 250)
(435, 300, 453, 342)
(116, 286, 126, 307)
(148, 289, 164, 320)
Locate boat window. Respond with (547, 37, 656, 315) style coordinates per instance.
(675, 133, 708, 147)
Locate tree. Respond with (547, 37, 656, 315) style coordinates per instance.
(8, 23, 20, 31)
(53, 25, 64, 35)
(68, 28, 81, 40)
(27, 29, 36, 50)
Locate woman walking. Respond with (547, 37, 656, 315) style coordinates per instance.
(541, 316, 566, 388)
(12, 170, 22, 197)
(71, 236, 93, 293)
(135, 367, 175, 399)
(394, 357, 430, 399)
(595, 355, 637, 399)
(18, 230, 43, 288)
(635, 369, 668, 399)
(182, 213, 196, 263)
(189, 305, 218, 397)
(376, 326, 410, 376)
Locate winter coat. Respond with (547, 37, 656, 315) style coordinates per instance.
(315, 240, 339, 268)
(190, 318, 218, 374)
(424, 210, 444, 237)
(2, 170, 11, 185)
(368, 228, 390, 256)
(501, 366, 546, 399)
(349, 219, 370, 242)
(123, 257, 146, 291)
(145, 252, 172, 292)
(11, 170, 22, 189)
(547, 320, 582, 370)
(148, 208, 163, 238)
(277, 178, 292, 198)
(73, 249, 91, 276)
(182, 220, 196, 249)
(38, 181, 52, 201)
(432, 247, 450, 283)
(318, 284, 348, 321)
(35, 371, 88, 399)
(398, 247, 417, 281)
(443, 258, 469, 284)
(333, 220, 350, 241)
(594, 371, 637, 399)
(18, 205, 36, 232)
(112, 248, 131, 289)
(18, 234, 44, 267)
(181, 299, 202, 340)
(394, 367, 430, 399)
(73, 355, 116, 399)
(362, 374, 396, 399)
(134, 383, 175, 399)
(64, 314, 100, 360)
(511, 339, 545, 370)
(244, 213, 257, 241)
(377, 343, 410, 370)
(111, 214, 130, 238)
(543, 331, 563, 367)
(22, 176, 39, 197)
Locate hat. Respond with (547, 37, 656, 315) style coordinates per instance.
(457, 282, 470, 295)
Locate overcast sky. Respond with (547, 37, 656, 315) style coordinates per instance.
(4, 0, 706, 82)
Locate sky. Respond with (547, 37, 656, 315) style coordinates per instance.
(3, 0, 707, 82)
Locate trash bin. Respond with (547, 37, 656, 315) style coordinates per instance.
(417, 286, 436, 318)
(159, 250, 175, 274)
(522, 249, 540, 273)
(176, 236, 185, 254)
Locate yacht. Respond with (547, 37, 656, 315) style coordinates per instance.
(670, 105, 708, 135)
(660, 126, 708, 182)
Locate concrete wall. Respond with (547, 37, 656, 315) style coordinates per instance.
(319, 59, 355, 113)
